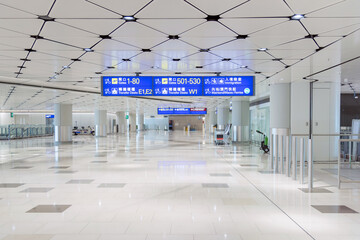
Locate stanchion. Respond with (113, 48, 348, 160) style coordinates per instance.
(292, 137, 297, 180)
(300, 138, 304, 184)
(308, 139, 313, 190)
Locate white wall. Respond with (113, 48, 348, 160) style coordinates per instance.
(15, 113, 47, 125)
(0, 113, 15, 125)
(169, 115, 204, 131)
(145, 117, 169, 130)
(0, 113, 47, 125)
(73, 113, 94, 128)
(73, 113, 116, 134)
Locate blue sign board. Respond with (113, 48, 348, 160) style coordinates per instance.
(153, 76, 202, 96)
(203, 76, 254, 96)
(158, 108, 207, 115)
(101, 76, 254, 96)
(45, 114, 54, 118)
(102, 76, 153, 96)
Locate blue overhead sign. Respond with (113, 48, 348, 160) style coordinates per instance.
(102, 76, 153, 96)
(158, 108, 207, 115)
(101, 76, 254, 96)
(45, 114, 54, 118)
(153, 76, 203, 96)
(203, 76, 254, 96)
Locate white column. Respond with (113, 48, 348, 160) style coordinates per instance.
(136, 113, 144, 131)
(54, 103, 72, 143)
(129, 113, 136, 132)
(291, 76, 341, 161)
(209, 110, 217, 133)
(217, 102, 229, 130)
(232, 97, 250, 142)
(116, 111, 126, 133)
(270, 81, 291, 173)
(270, 83, 291, 130)
(95, 110, 107, 137)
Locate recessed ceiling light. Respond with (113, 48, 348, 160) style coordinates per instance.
(236, 35, 248, 39)
(206, 15, 220, 22)
(123, 16, 136, 21)
(258, 48, 268, 52)
(168, 35, 179, 40)
(200, 49, 210, 52)
(99, 35, 111, 39)
(38, 15, 55, 22)
(24, 48, 36, 52)
(84, 48, 93, 52)
(290, 14, 304, 20)
(30, 35, 44, 39)
(240, 65, 247, 68)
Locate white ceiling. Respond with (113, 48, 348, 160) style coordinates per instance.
(0, 0, 359, 113)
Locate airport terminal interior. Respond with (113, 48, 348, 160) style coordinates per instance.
(1, 0, 360, 239)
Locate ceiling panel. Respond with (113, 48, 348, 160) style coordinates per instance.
(93, 39, 140, 52)
(85, 0, 151, 16)
(0, 37, 34, 50)
(30, 51, 82, 60)
(254, 61, 285, 73)
(55, 19, 124, 36)
(41, 22, 97, 38)
(222, 0, 293, 18)
(0, 0, 360, 112)
(319, 24, 360, 37)
(316, 36, 343, 47)
(210, 49, 255, 59)
(302, 18, 360, 35)
(136, 0, 206, 18)
(50, 0, 120, 18)
(267, 49, 314, 59)
(0, 3, 36, 18)
(271, 38, 318, 50)
(138, 19, 206, 36)
(0, 19, 43, 36)
(186, 0, 249, 15)
(110, 22, 166, 38)
(220, 18, 287, 35)
(0, 51, 25, 59)
(286, 0, 343, 14)
(0, 0, 55, 16)
(307, 0, 360, 17)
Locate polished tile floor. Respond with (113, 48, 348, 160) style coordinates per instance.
(0, 131, 360, 240)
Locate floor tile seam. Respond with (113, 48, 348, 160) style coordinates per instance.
(220, 152, 317, 240)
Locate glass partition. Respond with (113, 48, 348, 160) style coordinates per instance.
(0, 124, 54, 140)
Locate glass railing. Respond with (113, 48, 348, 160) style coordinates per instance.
(0, 124, 54, 140)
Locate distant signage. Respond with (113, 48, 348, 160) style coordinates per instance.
(203, 76, 254, 96)
(102, 76, 153, 96)
(45, 114, 54, 118)
(101, 76, 254, 96)
(153, 76, 202, 96)
(158, 108, 207, 115)
(10, 112, 13, 118)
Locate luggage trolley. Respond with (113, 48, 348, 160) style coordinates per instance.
(214, 124, 232, 145)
